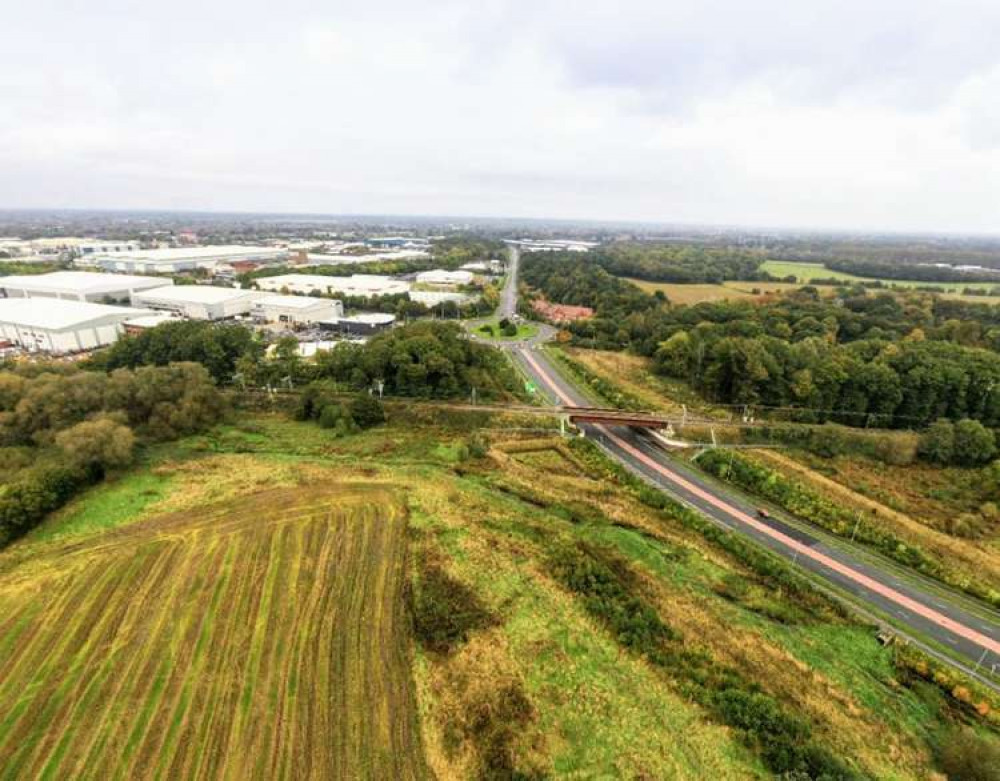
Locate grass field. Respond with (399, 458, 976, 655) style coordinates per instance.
(0, 411, 995, 777)
(0, 482, 424, 780)
(761, 260, 1000, 295)
(627, 278, 814, 305)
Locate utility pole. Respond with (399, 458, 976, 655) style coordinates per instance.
(850, 510, 863, 541)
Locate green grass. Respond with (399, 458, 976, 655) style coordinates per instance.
(25, 470, 174, 543)
(761, 259, 995, 293)
(474, 319, 539, 341)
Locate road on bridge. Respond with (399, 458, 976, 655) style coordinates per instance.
(510, 344, 1000, 689)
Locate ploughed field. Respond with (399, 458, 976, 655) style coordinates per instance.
(0, 485, 423, 781)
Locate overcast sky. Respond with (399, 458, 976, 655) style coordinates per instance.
(3, 0, 1000, 232)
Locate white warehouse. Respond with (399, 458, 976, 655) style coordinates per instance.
(131, 285, 262, 320)
(0, 298, 154, 354)
(255, 274, 410, 298)
(251, 295, 344, 325)
(415, 269, 474, 287)
(94, 245, 287, 274)
(0, 271, 170, 304)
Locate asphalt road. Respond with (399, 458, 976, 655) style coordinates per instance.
(464, 246, 556, 348)
(512, 345, 1000, 685)
(499, 244, 519, 319)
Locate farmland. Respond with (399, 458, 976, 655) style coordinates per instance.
(0, 411, 997, 778)
(0, 481, 424, 780)
(761, 259, 1000, 295)
(626, 278, 805, 305)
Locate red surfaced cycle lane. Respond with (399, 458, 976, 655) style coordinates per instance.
(520, 348, 1000, 659)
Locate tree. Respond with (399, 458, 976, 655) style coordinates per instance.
(55, 416, 135, 471)
(349, 395, 386, 429)
(938, 728, 1000, 781)
(919, 420, 955, 464)
(952, 419, 997, 466)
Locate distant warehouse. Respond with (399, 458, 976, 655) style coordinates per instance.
(0, 298, 154, 354)
(415, 269, 474, 287)
(250, 295, 344, 325)
(320, 313, 396, 336)
(132, 285, 262, 320)
(0, 271, 170, 303)
(255, 274, 410, 298)
(93, 246, 287, 274)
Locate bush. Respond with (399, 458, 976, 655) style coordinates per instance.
(348, 395, 386, 429)
(953, 419, 997, 466)
(411, 560, 496, 654)
(920, 419, 955, 464)
(938, 728, 1000, 781)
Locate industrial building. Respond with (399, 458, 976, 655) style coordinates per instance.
(415, 269, 474, 287)
(93, 245, 287, 274)
(255, 274, 411, 298)
(0, 298, 154, 354)
(0, 271, 170, 303)
(410, 290, 469, 307)
(77, 240, 141, 257)
(250, 295, 344, 325)
(320, 313, 396, 336)
(131, 285, 262, 320)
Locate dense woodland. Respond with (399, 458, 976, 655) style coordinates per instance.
(586, 243, 768, 283)
(523, 254, 1000, 429)
(94, 319, 522, 401)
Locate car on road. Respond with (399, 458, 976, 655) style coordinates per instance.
(756, 507, 770, 519)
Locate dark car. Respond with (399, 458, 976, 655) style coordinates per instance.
(756, 508, 770, 519)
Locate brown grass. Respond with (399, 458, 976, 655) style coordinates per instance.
(755, 449, 1000, 594)
(0, 483, 426, 780)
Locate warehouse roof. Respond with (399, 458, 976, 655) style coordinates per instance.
(0, 298, 153, 330)
(135, 285, 259, 303)
(99, 245, 285, 261)
(0, 271, 168, 294)
(253, 294, 330, 309)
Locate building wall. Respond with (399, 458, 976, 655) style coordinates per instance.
(252, 299, 344, 324)
(0, 319, 127, 354)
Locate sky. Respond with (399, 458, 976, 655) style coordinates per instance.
(3, 0, 1000, 232)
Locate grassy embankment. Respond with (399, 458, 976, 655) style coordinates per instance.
(555, 346, 1000, 608)
(1, 410, 997, 778)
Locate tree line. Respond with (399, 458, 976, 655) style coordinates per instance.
(524, 254, 1000, 429)
(0, 363, 223, 546)
(585, 242, 768, 283)
(92, 319, 523, 401)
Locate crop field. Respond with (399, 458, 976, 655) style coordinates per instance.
(0, 484, 424, 781)
(626, 278, 809, 305)
(761, 260, 1000, 296)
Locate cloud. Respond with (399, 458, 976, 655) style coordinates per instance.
(1, 0, 999, 231)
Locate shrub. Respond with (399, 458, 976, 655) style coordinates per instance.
(411, 560, 496, 654)
(938, 728, 1000, 781)
(348, 395, 386, 429)
(953, 419, 997, 466)
(919, 419, 955, 464)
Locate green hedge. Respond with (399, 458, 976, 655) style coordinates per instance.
(696, 449, 1000, 608)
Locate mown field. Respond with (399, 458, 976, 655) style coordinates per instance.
(0, 480, 424, 780)
(0, 410, 997, 778)
(761, 260, 1000, 298)
(626, 277, 804, 304)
